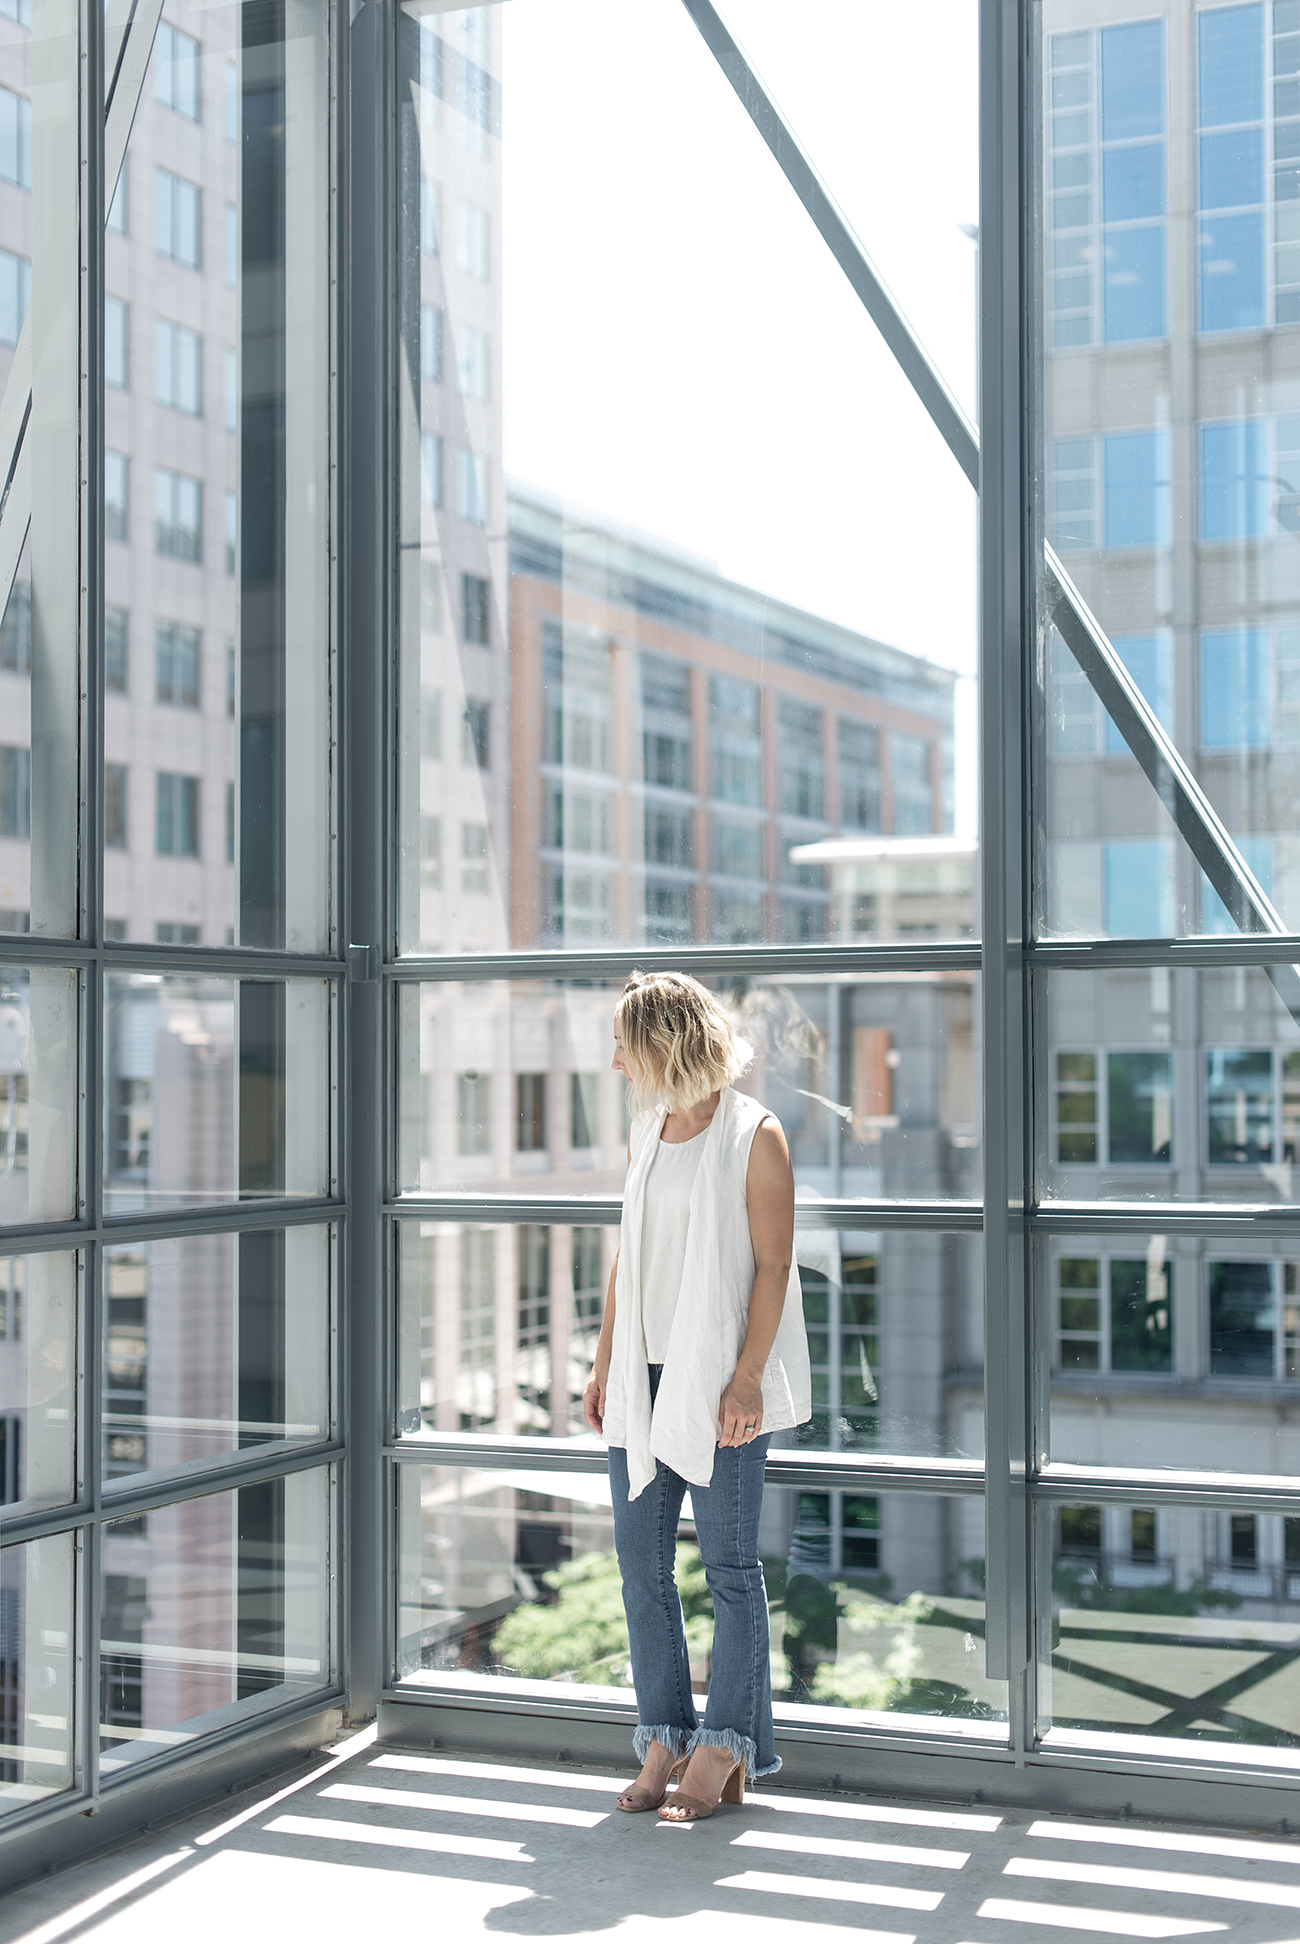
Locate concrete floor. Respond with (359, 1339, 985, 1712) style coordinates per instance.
(5, 1730, 1300, 1942)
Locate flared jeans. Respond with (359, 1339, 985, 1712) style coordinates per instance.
(608, 1364, 779, 1779)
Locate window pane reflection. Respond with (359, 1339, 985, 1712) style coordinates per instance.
(394, 1, 976, 955)
(103, 1227, 330, 1484)
(399, 975, 980, 1203)
(0, 964, 77, 1227)
(104, 973, 332, 1213)
(100, 1467, 330, 1775)
(399, 1222, 981, 1460)
(1044, 1498, 1300, 1761)
(0, 1249, 74, 1513)
(0, 1534, 74, 1815)
(397, 1470, 1005, 1734)
(1049, 1231, 1300, 1474)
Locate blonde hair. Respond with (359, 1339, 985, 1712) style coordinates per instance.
(615, 970, 754, 1114)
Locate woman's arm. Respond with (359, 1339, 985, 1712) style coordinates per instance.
(582, 1247, 619, 1433)
(718, 1118, 795, 1447)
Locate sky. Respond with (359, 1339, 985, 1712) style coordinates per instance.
(499, 0, 981, 833)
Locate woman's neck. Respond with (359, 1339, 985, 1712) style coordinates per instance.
(663, 1090, 721, 1141)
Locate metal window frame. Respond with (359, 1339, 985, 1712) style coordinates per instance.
(0, 0, 350, 1875)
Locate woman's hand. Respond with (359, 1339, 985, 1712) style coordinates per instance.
(718, 1372, 764, 1447)
(582, 1370, 608, 1434)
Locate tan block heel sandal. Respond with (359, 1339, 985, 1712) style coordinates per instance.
(657, 1756, 746, 1821)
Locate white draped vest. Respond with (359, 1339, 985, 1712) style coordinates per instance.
(603, 1085, 812, 1500)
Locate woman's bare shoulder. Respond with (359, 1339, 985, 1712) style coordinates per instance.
(749, 1115, 791, 1165)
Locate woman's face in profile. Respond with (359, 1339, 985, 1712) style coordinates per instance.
(611, 1026, 630, 1079)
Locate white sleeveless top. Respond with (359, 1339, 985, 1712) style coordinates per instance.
(640, 1128, 708, 1360)
(604, 1086, 812, 1500)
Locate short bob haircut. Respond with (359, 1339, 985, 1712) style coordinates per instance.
(615, 970, 754, 1114)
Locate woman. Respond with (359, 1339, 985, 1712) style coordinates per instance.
(582, 970, 810, 1822)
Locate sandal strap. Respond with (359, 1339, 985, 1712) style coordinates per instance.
(659, 1792, 716, 1820)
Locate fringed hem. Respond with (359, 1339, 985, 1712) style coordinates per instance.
(750, 1752, 782, 1779)
(686, 1725, 760, 1778)
(633, 1722, 691, 1764)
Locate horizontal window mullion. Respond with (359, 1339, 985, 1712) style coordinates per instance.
(102, 944, 344, 979)
(386, 1434, 985, 1495)
(387, 1196, 982, 1231)
(1029, 935, 1300, 970)
(99, 1197, 346, 1244)
(1036, 1462, 1300, 1512)
(0, 1503, 93, 1549)
(95, 1440, 345, 1522)
(385, 940, 982, 982)
(1032, 1201, 1300, 1236)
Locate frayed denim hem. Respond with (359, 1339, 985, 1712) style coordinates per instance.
(686, 1725, 760, 1778)
(633, 1722, 691, 1764)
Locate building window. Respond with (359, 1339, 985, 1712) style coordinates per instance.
(457, 1076, 491, 1158)
(838, 720, 880, 830)
(224, 203, 237, 287)
(779, 897, 825, 943)
(516, 1226, 550, 1433)
(225, 491, 237, 576)
(1206, 1047, 1276, 1164)
(710, 674, 763, 806)
(154, 167, 201, 268)
(547, 783, 609, 855)
(545, 863, 611, 941)
(461, 572, 489, 645)
(154, 468, 202, 562)
(155, 623, 200, 709)
(0, 745, 30, 838)
(461, 821, 488, 892)
(1049, 438, 1097, 551)
(645, 878, 692, 944)
(457, 199, 489, 278)
(155, 772, 199, 857)
(420, 303, 443, 382)
(419, 814, 441, 887)
(154, 319, 202, 416)
(571, 1073, 598, 1149)
(420, 177, 441, 254)
(545, 623, 612, 774)
(105, 295, 129, 388)
(226, 639, 236, 717)
(1200, 628, 1272, 745)
(105, 452, 129, 543)
(713, 818, 763, 881)
(1103, 838, 1174, 937)
(1055, 1051, 1099, 1163)
(712, 889, 764, 943)
(644, 806, 693, 869)
(462, 699, 489, 769)
(777, 698, 823, 820)
(420, 431, 442, 509)
(105, 764, 128, 850)
(1108, 1051, 1173, 1164)
(1047, 22, 1167, 349)
(456, 324, 489, 400)
(641, 653, 693, 790)
(225, 781, 234, 864)
(155, 22, 201, 120)
(457, 447, 488, 525)
(1198, 4, 1266, 331)
(1201, 416, 1275, 542)
(420, 688, 441, 759)
(0, 581, 30, 673)
(516, 1074, 547, 1152)
(0, 86, 31, 191)
(0, 248, 29, 351)
(1056, 1254, 1173, 1373)
(891, 733, 933, 834)
(223, 348, 237, 431)
(458, 1227, 495, 1425)
(1103, 428, 1170, 546)
(1209, 1260, 1275, 1375)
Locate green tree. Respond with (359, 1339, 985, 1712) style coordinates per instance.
(492, 1544, 713, 1685)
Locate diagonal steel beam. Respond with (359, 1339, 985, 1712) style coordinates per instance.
(683, 0, 1300, 1024)
(0, 0, 163, 623)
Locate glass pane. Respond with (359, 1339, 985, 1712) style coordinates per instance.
(397, 1470, 1005, 1736)
(1046, 1231, 1300, 1475)
(103, 1226, 330, 1485)
(0, 1249, 75, 1513)
(1036, 7, 1300, 941)
(398, 974, 981, 1202)
(1043, 1497, 1300, 1764)
(0, 3, 80, 938)
(395, 0, 976, 955)
(103, 972, 332, 1213)
(105, 0, 332, 949)
(0, 963, 77, 1226)
(0, 1534, 74, 1815)
(100, 1465, 330, 1776)
(397, 1221, 980, 1459)
(1039, 965, 1300, 1205)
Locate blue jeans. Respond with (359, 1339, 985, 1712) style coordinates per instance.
(608, 1364, 779, 1779)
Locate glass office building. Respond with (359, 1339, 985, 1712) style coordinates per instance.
(2, 0, 1299, 1879)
